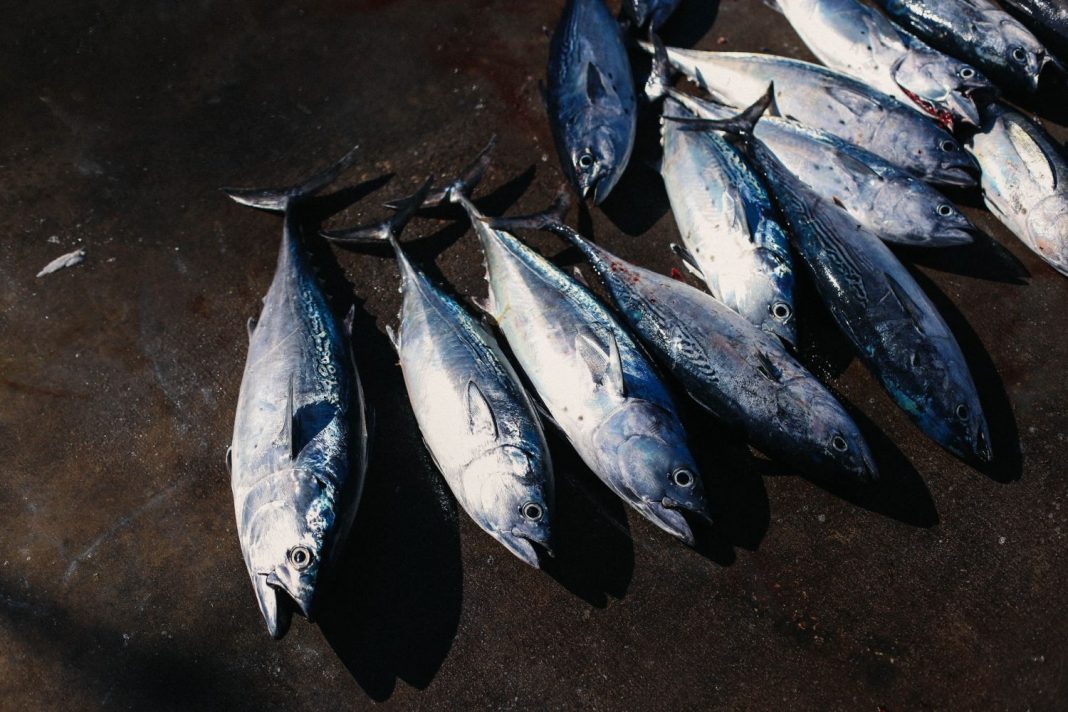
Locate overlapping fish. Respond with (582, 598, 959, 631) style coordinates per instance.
(640, 40, 980, 186)
(874, 0, 1059, 90)
(548, 0, 637, 204)
(669, 90, 992, 463)
(324, 179, 555, 567)
(769, 0, 995, 128)
(967, 103, 1068, 276)
(659, 97, 797, 345)
(487, 192, 878, 482)
(999, 0, 1068, 61)
(223, 148, 370, 639)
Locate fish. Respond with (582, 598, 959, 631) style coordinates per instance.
(999, 0, 1068, 62)
(486, 191, 878, 483)
(662, 90, 975, 247)
(437, 145, 711, 544)
(37, 248, 86, 277)
(222, 146, 371, 638)
(767, 0, 995, 128)
(322, 179, 555, 567)
(547, 0, 637, 204)
(638, 39, 980, 186)
(622, 0, 683, 29)
(659, 97, 797, 345)
(966, 102, 1068, 276)
(668, 89, 992, 463)
(873, 0, 1059, 91)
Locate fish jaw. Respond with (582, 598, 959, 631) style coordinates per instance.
(253, 574, 294, 639)
(639, 500, 697, 545)
(495, 527, 554, 568)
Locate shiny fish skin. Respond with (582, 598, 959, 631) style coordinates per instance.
(506, 210, 878, 482)
(874, 0, 1057, 91)
(668, 91, 975, 247)
(660, 98, 797, 345)
(224, 150, 368, 639)
(967, 103, 1068, 276)
(623, 0, 682, 29)
(451, 192, 710, 544)
(643, 42, 979, 186)
(772, 0, 994, 127)
(999, 0, 1068, 62)
(548, 0, 637, 204)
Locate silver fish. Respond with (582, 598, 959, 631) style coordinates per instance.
(486, 192, 878, 482)
(664, 90, 975, 247)
(967, 103, 1068, 276)
(323, 180, 555, 567)
(441, 153, 710, 544)
(223, 147, 370, 639)
(770, 0, 994, 128)
(660, 97, 797, 345)
(640, 41, 980, 186)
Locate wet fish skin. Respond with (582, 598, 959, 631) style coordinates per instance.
(623, 0, 682, 29)
(450, 190, 709, 544)
(874, 0, 1056, 91)
(667, 91, 975, 247)
(323, 183, 555, 568)
(660, 98, 797, 345)
(673, 94, 991, 462)
(772, 0, 995, 127)
(967, 103, 1068, 276)
(548, 0, 637, 204)
(492, 202, 877, 482)
(642, 42, 980, 187)
(224, 147, 369, 639)
(999, 0, 1068, 61)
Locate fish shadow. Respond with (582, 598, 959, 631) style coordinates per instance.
(597, 100, 672, 236)
(892, 230, 1031, 285)
(909, 269, 1023, 483)
(793, 267, 857, 380)
(660, 0, 722, 48)
(540, 429, 637, 607)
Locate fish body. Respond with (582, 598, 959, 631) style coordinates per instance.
(548, 0, 637, 204)
(1000, 0, 1068, 61)
(227, 169, 368, 639)
(453, 193, 709, 544)
(667, 91, 975, 247)
(623, 0, 683, 29)
(528, 218, 876, 481)
(967, 103, 1068, 276)
(874, 0, 1056, 91)
(772, 0, 994, 127)
(646, 44, 979, 186)
(660, 97, 797, 344)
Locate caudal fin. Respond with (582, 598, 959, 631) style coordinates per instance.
(221, 144, 361, 211)
(664, 83, 774, 139)
(643, 32, 673, 103)
(479, 185, 571, 233)
(321, 177, 433, 244)
(384, 136, 497, 211)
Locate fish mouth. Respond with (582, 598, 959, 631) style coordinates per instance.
(499, 529, 554, 569)
(930, 225, 977, 247)
(942, 92, 981, 129)
(973, 422, 993, 464)
(930, 164, 979, 188)
(265, 570, 314, 619)
(253, 574, 296, 639)
(638, 496, 713, 545)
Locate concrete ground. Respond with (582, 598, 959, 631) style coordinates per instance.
(3, 0, 1067, 709)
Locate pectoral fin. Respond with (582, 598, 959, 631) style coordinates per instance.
(884, 272, 928, 336)
(576, 331, 626, 398)
(466, 381, 499, 438)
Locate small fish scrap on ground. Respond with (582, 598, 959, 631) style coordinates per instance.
(221, 0, 1068, 640)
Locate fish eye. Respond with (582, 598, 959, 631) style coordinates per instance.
(955, 404, 970, 420)
(771, 302, 792, 320)
(940, 139, 958, 152)
(671, 468, 695, 488)
(577, 152, 595, 170)
(937, 204, 954, 217)
(831, 435, 848, 452)
(1011, 47, 1028, 63)
(521, 502, 544, 521)
(959, 66, 976, 79)
(288, 546, 313, 570)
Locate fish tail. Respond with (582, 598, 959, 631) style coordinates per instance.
(383, 136, 497, 212)
(479, 184, 571, 234)
(643, 32, 673, 103)
(221, 144, 360, 211)
(320, 177, 432, 248)
(664, 83, 774, 139)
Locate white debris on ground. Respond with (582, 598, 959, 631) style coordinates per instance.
(37, 248, 86, 277)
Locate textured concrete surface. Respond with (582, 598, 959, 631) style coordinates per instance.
(3, 0, 1068, 709)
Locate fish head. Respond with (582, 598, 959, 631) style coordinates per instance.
(926, 133, 980, 187)
(1024, 196, 1068, 272)
(599, 401, 709, 544)
(753, 244, 797, 346)
(909, 350, 993, 463)
(892, 52, 993, 128)
(1000, 19, 1051, 91)
(465, 445, 554, 567)
(570, 124, 625, 205)
(794, 389, 879, 482)
(876, 180, 976, 246)
(243, 468, 334, 637)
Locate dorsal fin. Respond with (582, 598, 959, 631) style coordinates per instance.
(225, 446, 233, 475)
(466, 381, 498, 438)
(246, 317, 257, 342)
(586, 62, 609, 102)
(576, 331, 625, 398)
(884, 272, 928, 335)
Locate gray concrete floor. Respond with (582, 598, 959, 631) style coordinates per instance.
(3, 0, 1068, 709)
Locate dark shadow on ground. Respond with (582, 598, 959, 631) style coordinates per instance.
(661, 0, 722, 49)
(893, 230, 1031, 285)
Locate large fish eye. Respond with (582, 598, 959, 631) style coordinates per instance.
(940, 139, 958, 152)
(288, 546, 313, 570)
(521, 502, 544, 521)
(937, 204, 954, 217)
(1011, 47, 1028, 63)
(671, 468, 695, 488)
(831, 435, 849, 452)
(771, 302, 792, 320)
(955, 404, 970, 420)
(959, 66, 976, 79)
(577, 151, 595, 170)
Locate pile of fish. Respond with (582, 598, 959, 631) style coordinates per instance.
(222, 0, 1068, 638)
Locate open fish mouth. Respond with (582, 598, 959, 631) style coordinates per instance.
(639, 496, 714, 545)
(499, 530, 554, 569)
(252, 574, 305, 639)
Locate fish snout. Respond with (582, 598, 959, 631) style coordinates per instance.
(930, 224, 977, 247)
